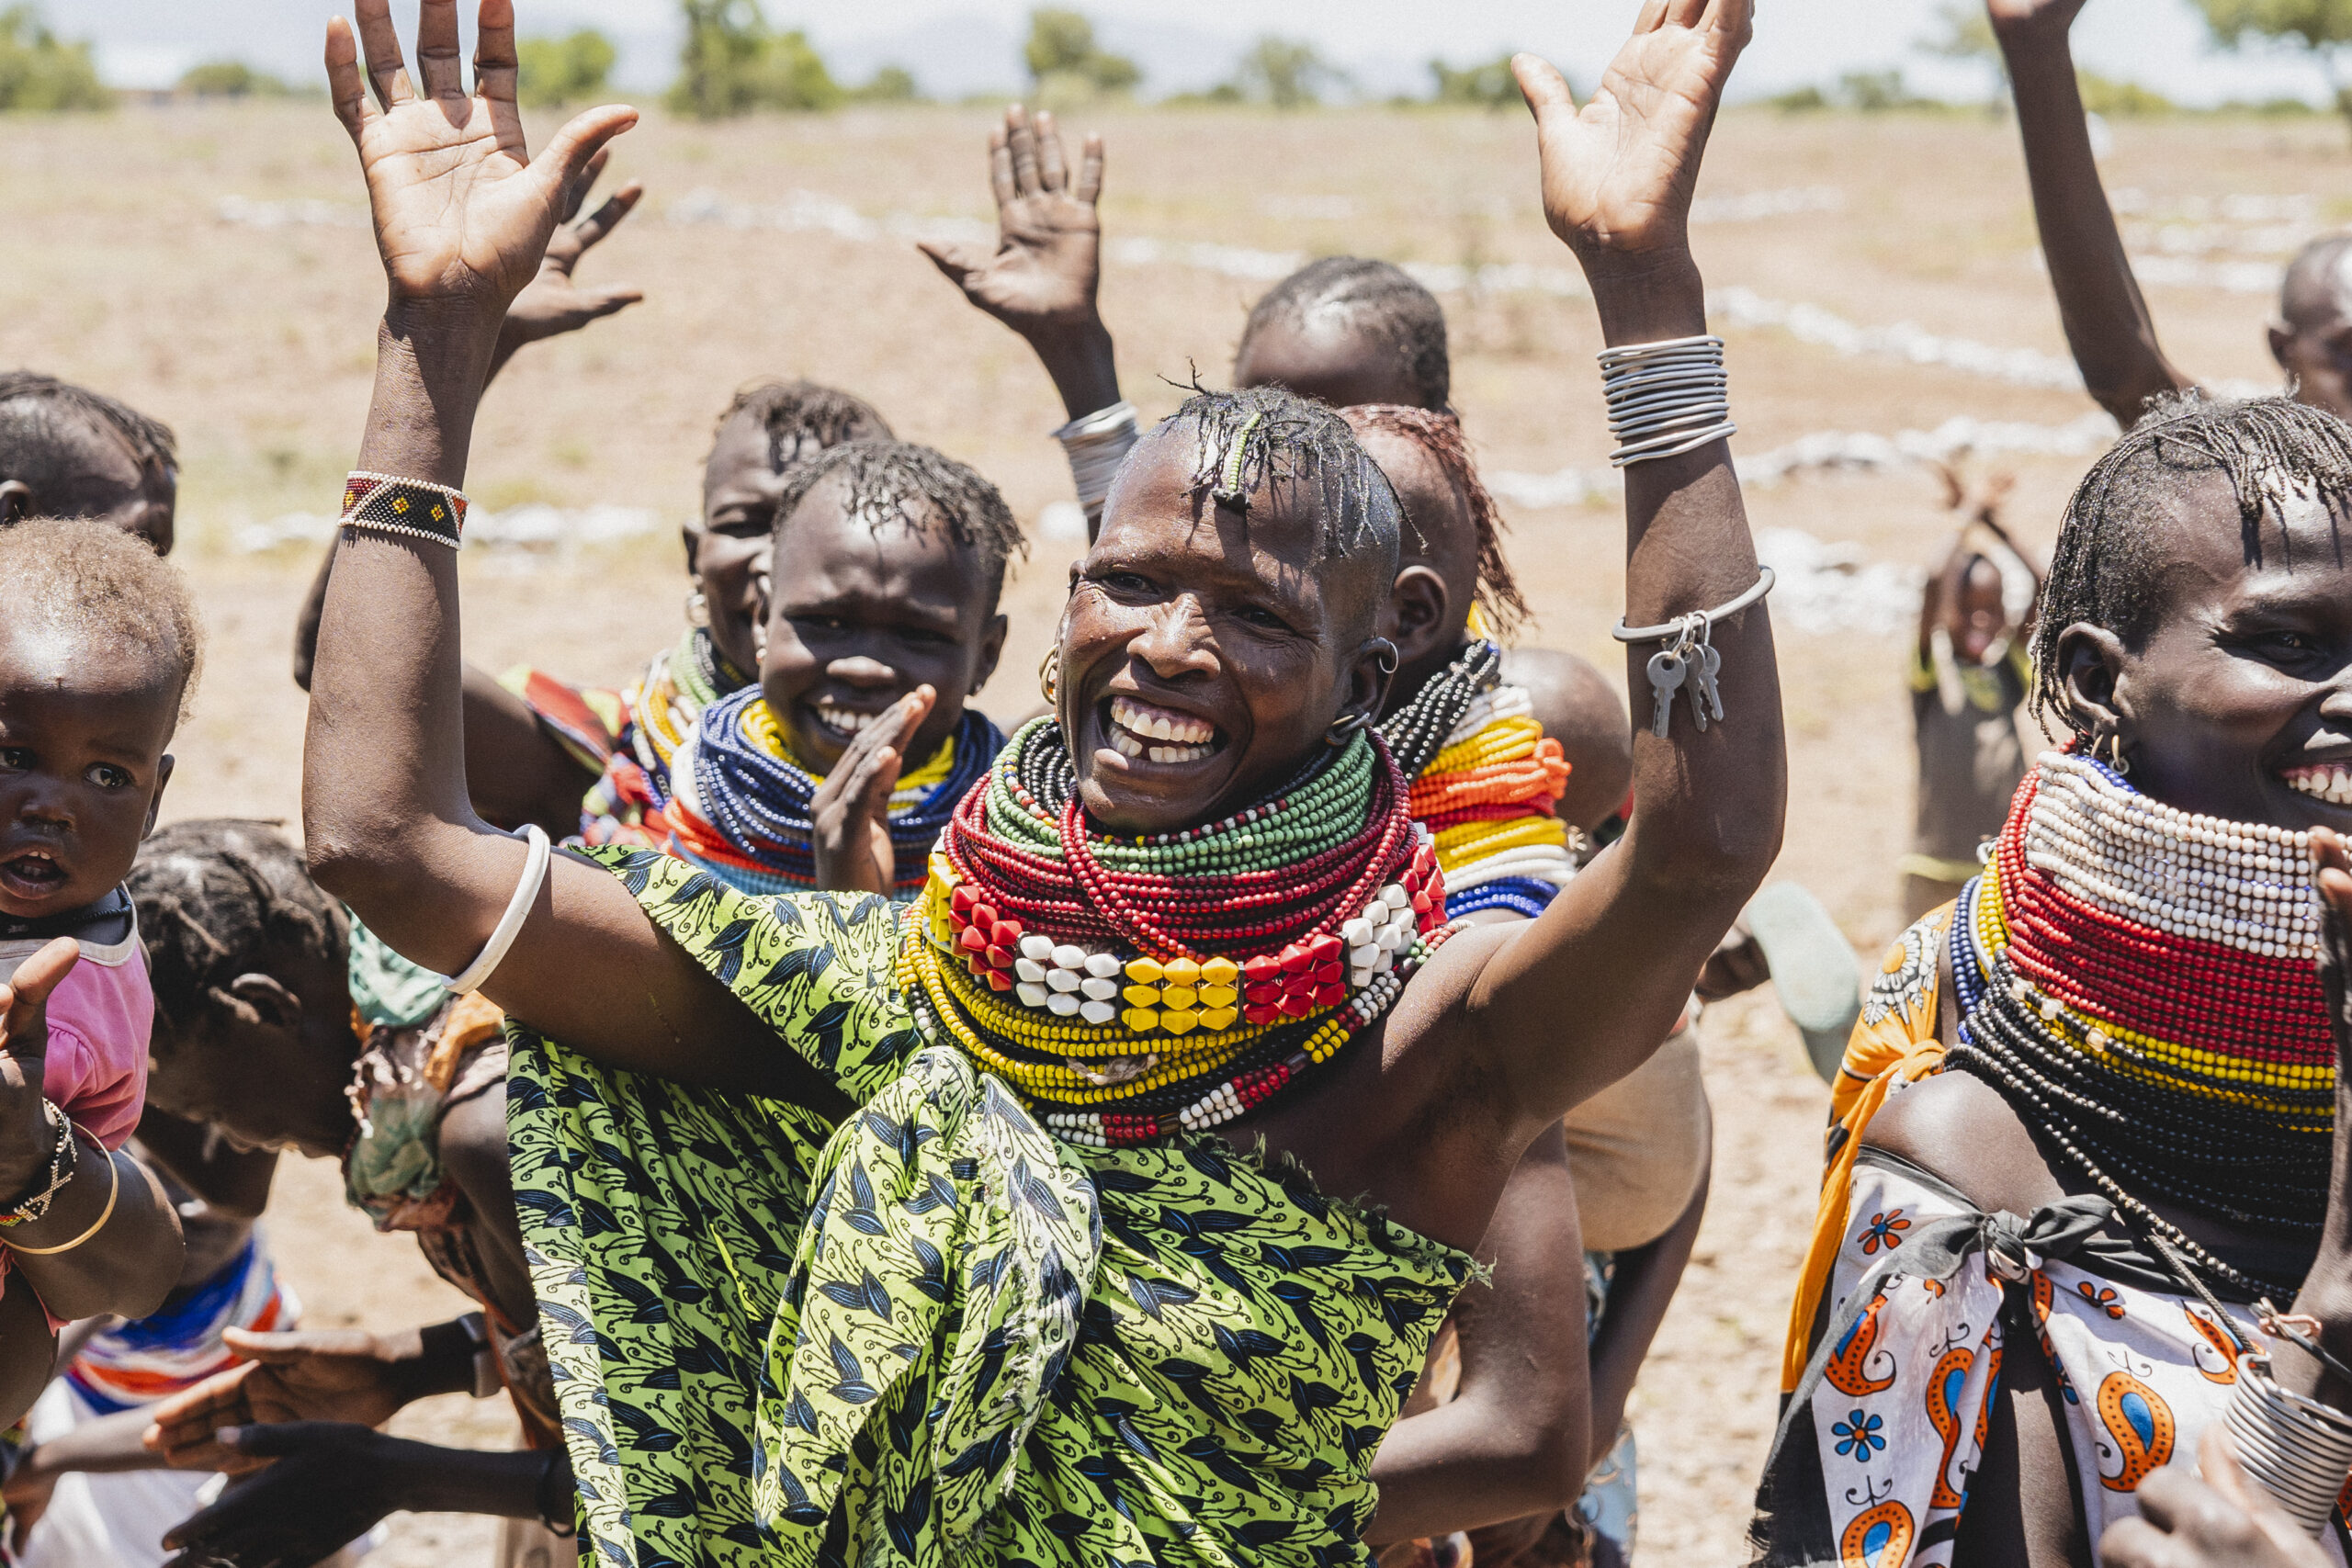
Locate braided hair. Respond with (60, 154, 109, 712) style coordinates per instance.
(0, 372, 177, 491)
(128, 819, 347, 1043)
(1238, 256, 1451, 412)
(773, 440, 1027, 597)
(717, 379, 893, 472)
(1342, 403, 1530, 637)
(1172, 384, 1404, 574)
(2030, 392, 2352, 737)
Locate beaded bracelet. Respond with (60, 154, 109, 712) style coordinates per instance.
(1052, 401, 1139, 520)
(0, 1100, 74, 1227)
(1598, 334, 1736, 468)
(341, 471, 469, 549)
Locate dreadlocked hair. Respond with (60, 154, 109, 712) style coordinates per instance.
(717, 379, 893, 472)
(1174, 384, 1404, 572)
(1342, 403, 1530, 637)
(0, 514, 201, 721)
(0, 371, 176, 491)
(2030, 391, 2352, 737)
(129, 819, 347, 1044)
(774, 440, 1027, 597)
(1239, 256, 1451, 412)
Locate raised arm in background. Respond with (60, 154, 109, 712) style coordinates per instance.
(300, 0, 841, 1107)
(1990, 0, 2193, 425)
(919, 106, 1122, 423)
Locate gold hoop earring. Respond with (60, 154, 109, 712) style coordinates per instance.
(2102, 729, 2132, 776)
(1038, 647, 1060, 704)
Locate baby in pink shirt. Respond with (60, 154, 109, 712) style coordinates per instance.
(0, 514, 202, 1410)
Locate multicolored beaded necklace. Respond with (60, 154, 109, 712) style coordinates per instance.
(1382, 639, 1577, 919)
(668, 686, 1001, 899)
(580, 627, 753, 847)
(1947, 749, 2329, 1297)
(899, 718, 1451, 1146)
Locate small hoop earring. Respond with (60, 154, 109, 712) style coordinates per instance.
(1326, 711, 1372, 746)
(1369, 637, 1400, 678)
(684, 587, 710, 628)
(1038, 647, 1060, 704)
(2101, 729, 2132, 776)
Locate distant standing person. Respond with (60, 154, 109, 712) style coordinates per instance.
(1992, 0, 2352, 424)
(1901, 481, 2041, 920)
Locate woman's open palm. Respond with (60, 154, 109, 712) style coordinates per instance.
(327, 0, 637, 313)
(1513, 0, 1753, 264)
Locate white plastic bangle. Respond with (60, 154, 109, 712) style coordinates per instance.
(443, 824, 551, 996)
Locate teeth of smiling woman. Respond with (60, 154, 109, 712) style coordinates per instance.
(816, 705, 876, 736)
(2285, 763, 2352, 805)
(1110, 695, 1216, 750)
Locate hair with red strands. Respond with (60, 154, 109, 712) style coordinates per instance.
(1342, 403, 1530, 637)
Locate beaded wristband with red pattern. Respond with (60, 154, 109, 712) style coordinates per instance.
(341, 471, 469, 549)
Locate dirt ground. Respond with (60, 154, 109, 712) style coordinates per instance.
(5, 91, 2346, 1563)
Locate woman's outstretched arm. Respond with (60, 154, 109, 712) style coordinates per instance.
(1991, 0, 2192, 425)
(1427, 0, 1783, 1142)
(300, 0, 820, 1098)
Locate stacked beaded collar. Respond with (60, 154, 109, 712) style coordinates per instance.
(581, 627, 752, 845)
(1383, 640, 1576, 920)
(900, 718, 1450, 1146)
(1948, 749, 2329, 1295)
(668, 688, 1001, 899)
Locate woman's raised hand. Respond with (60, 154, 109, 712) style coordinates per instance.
(327, 0, 637, 324)
(920, 107, 1106, 343)
(1511, 0, 1753, 275)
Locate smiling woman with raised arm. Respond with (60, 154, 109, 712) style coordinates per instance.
(296, 2, 1776, 1562)
(1756, 396, 2352, 1565)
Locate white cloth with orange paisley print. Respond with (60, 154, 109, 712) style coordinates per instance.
(1754, 1147, 2346, 1568)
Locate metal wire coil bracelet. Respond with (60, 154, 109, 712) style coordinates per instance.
(1611, 569, 1776, 738)
(2223, 1348, 2352, 1539)
(1598, 333, 1736, 468)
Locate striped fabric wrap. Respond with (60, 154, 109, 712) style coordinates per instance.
(66, 1232, 299, 1414)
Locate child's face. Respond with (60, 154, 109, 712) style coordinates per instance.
(760, 479, 1007, 773)
(1234, 317, 1430, 411)
(0, 627, 177, 918)
(1948, 560, 2009, 665)
(697, 410, 888, 677)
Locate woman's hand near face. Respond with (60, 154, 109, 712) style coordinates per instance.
(920, 106, 1122, 421)
(810, 687, 935, 897)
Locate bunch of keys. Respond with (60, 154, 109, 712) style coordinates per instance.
(1643, 614, 1724, 738)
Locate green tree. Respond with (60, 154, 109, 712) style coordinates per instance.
(178, 60, 293, 97)
(2075, 70, 2175, 115)
(517, 28, 616, 108)
(1022, 8, 1139, 97)
(1429, 51, 1522, 108)
(848, 64, 922, 103)
(0, 6, 108, 112)
(670, 0, 840, 118)
(1230, 36, 1340, 109)
(2195, 0, 2352, 130)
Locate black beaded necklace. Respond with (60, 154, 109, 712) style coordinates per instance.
(1377, 638, 1503, 781)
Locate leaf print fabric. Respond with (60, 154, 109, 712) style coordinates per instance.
(508, 847, 1475, 1568)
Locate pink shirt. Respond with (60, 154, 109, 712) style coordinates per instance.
(0, 901, 153, 1324)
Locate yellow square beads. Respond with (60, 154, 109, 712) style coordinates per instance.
(1198, 985, 1238, 1010)
(1200, 1007, 1238, 1032)
(1160, 986, 1199, 1010)
(1201, 957, 1239, 987)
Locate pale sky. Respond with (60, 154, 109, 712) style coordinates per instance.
(72, 0, 2343, 107)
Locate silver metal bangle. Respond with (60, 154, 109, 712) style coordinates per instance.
(1612, 567, 1777, 644)
(2224, 1353, 2352, 1538)
(1052, 400, 1139, 515)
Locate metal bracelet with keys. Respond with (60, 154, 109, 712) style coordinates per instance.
(1615, 568, 1774, 739)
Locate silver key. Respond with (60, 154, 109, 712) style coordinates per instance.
(1645, 649, 1686, 738)
(1693, 641, 1724, 728)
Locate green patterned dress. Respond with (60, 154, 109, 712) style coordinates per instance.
(508, 848, 1476, 1568)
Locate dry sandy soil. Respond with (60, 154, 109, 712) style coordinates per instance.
(4, 91, 2347, 1563)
